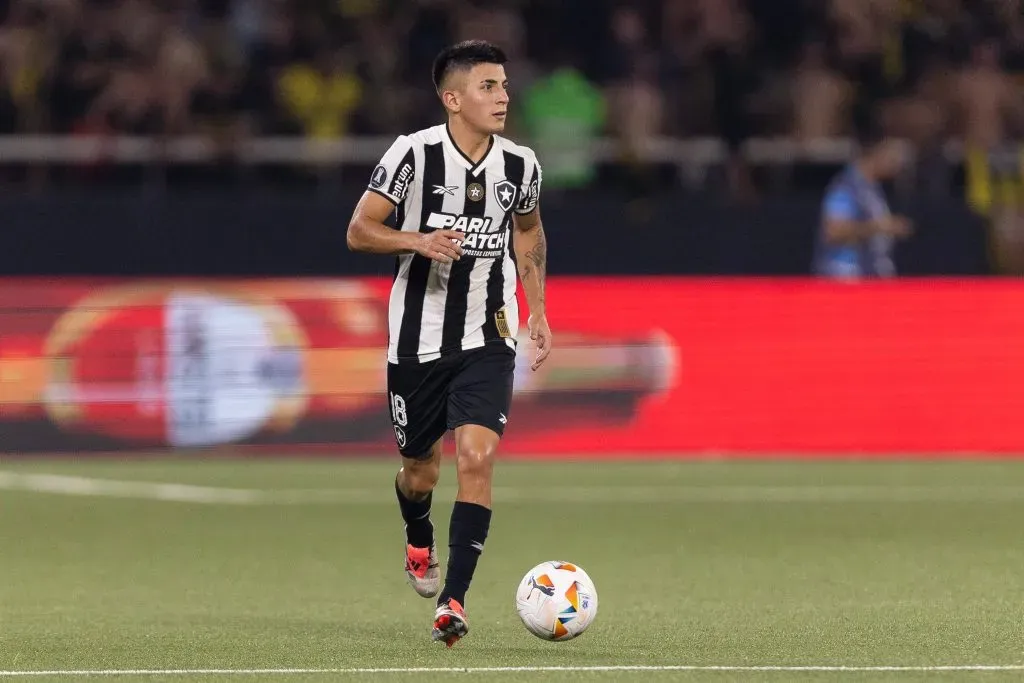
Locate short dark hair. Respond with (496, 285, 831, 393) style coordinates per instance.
(856, 126, 888, 154)
(852, 109, 888, 153)
(431, 40, 508, 92)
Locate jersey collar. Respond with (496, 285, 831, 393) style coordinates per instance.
(443, 122, 498, 176)
(849, 162, 880, 190)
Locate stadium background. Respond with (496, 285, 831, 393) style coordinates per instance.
(2, 0, 1023, 455)
(7, 2, 1024, 680)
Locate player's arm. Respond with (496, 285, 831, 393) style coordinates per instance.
(347, 191, 463, 262)
(513, 204, 551, 371)
(346, 136, 463, 263)
(825, 215, 911, 245)
(347, 191, 419, 254)
(822, 188, 907, 245)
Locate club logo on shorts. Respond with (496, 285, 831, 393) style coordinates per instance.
(394, 425, 407, 448)
(467, 183, 484, 201)
(370, 164, 388, 189)
(494, 180, 517, 212)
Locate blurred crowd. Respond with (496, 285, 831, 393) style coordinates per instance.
(2, 0, 1024, 162)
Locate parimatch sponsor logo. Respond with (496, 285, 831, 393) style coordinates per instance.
(425, 212, 507, 258)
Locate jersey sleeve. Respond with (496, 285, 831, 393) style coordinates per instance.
(823, 186, 857, 221)
(368, 136, 416, 206)
(515, 154, 542, 215)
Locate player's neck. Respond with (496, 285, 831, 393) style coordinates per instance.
(447, 118, 493, 164)
(855, 160, 879, 182)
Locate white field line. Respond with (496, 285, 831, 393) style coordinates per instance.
(2, 665, 1024, 676)
(3, 471, 1024, 505)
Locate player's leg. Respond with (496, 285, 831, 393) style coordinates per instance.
(432, 345, 515, 646)
(442, 423, 499, 594)
(431, 424, 498, 646)
(387, 359, 450, 598)
(396, 440, 442, 543)
(396, 439, 443, 597)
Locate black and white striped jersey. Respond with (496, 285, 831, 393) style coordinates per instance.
(367, 123, 542, 364)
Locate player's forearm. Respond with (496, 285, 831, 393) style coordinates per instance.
(826, 220, 884, 245)
(514, 223, 547, 315)
(347, 217, 418, 255)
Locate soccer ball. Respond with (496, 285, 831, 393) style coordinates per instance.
(515, 561, 598, 641)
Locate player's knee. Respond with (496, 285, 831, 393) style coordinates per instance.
(403, 461, 440, 495)
(455, 439, 495, 481)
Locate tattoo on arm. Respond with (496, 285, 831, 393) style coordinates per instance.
(526, 227, 546, 275)
(523, 227, 546, 304)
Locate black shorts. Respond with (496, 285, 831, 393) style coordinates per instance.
(386, 344, 516, 459)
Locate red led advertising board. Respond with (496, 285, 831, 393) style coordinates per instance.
(1, 278, 1022, 456)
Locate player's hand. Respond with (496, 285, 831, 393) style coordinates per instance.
(528, 313, 551, 371)
(882, 216, 913, 239)
(415, 230, 465, 264)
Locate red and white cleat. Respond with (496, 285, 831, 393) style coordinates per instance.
(405, 543, 440, 598)
(432, 598, 469, 648)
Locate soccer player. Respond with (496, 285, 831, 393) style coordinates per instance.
(345, 40, 550, 647)
(813, 129, 913, 279)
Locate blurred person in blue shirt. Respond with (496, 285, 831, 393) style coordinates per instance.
(813, 130, 913, 279)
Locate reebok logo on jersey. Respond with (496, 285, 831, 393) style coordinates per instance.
(432, 185, 458, 196)
(499, 413, 507, 425)
(425, 212, 506, 258)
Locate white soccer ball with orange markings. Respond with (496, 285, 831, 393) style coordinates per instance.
(515, 561, 598, 641)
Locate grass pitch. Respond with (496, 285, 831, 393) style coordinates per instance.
(1, 457, 1024, 682)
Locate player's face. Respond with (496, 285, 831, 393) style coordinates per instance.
(453, 63, 509, 135)
(873, 140, 907, 179)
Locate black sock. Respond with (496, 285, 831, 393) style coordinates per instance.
(438, 501, 491, 607)
(395, 476, 434, 548)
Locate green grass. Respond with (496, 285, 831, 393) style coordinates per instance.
(1, 457, 1024, 682)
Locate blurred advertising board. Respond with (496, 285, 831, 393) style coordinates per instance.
(2, 278, 1023, 456)
(0, 278, 671, 454)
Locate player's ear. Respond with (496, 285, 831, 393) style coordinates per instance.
(441, 88, 460, 114)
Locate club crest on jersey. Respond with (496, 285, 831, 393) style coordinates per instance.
(494, 180, 518, 212)
(467, 183, 485, 201)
